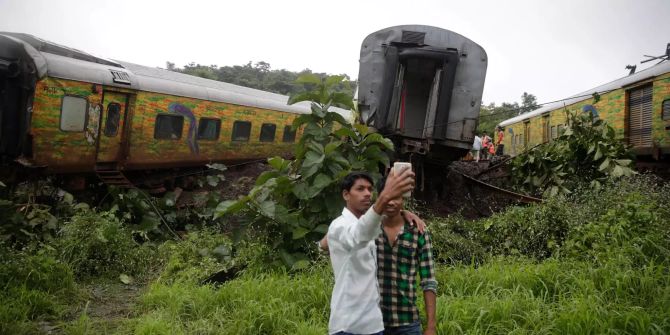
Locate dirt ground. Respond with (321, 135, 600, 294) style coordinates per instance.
(420, 157, 531, 219)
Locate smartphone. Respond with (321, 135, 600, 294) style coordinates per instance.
(393, 162, 412, 197)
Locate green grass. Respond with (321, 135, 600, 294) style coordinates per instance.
(119, 265, 333, 334)
(2, 175, 669, 334)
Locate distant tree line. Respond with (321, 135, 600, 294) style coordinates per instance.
(478, 92, 539, 135)
(165, 61, 357, 98)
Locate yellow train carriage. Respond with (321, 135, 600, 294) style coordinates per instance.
(498, 61, 670, 160)
(0, 33, 350, 184)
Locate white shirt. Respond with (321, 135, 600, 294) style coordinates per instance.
(327, 206, 384, 335)
(473, 135, 482, 150)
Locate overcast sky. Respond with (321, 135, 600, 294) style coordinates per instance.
(1, 0, 668, 105)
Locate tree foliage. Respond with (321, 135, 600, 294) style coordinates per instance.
(168, 61, 357, 97)
(511, 111, 635, 197)
(214, 74, 392, 269)
(478, 92, 539, 136)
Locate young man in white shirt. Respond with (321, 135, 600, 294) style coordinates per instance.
(325, 170, 415, 335)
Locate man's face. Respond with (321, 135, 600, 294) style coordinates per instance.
(384, 195, 404, 217)
(343, 178, 373, 216)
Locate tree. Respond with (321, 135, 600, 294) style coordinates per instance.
(214, 75, 391, 269)
(520, 92, 539, 115)
(163, 61, 357, 98)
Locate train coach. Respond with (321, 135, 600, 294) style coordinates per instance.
(498, 60, 670, 171)
(0, 32, 350, 188)
(356, 25, 488, 200)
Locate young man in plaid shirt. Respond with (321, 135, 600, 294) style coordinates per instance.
(376, 183, 438, 335)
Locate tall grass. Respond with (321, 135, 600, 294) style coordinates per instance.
(435, 257, 670, 334)
(120, 265, 333, 334)
(0, 250, 77, 334)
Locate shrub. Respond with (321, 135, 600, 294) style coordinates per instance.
(511, 111, 635, 197)
(56, 210, 157, 279)
(428, 214, 487, 265)
(157, 228, 234, 284)
(561, 176, 670, 265)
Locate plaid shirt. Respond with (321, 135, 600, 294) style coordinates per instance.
(376, 220, 438, 327)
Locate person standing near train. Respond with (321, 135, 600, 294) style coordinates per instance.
(374, 180, 438, 335)
(495, 127, 505, 156)
(472, 133, 482, 162)
(481, 132, 492, 160)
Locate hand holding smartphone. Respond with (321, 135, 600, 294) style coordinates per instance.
(393, 162, 412, 197)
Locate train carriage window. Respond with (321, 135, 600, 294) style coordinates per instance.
(198, 118, 221, 140)
(154, 114, 184, 139)
(663, 99, 670, 120)
(104, 103, 121, 137)
(282, 125, 296, 143)
(60, 96, 88, 131)
(232, 121, 251, 142)
(260, 123, 276, 142)
(551, 126, 557, 139)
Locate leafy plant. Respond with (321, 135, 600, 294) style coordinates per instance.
(56, 210, 158, 279)
(0, 180, 84, 246)
(511, 110, 635, 197)
(215, 74, 393, 269)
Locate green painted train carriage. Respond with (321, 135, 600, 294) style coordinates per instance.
(498, 61, 670, 167)
(0, 33, 351, 186)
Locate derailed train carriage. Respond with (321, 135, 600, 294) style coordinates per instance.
(498, 60, 670, 173)
(0, 32, 350, 188)
(357, 25, 487, 197)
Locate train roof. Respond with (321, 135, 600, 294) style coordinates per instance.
(1, 32, 351, 118)
(498, 60, 670, 127)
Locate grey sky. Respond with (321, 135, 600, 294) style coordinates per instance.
(1, 0, 668, 106)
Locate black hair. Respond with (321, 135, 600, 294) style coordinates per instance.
(341, 172, 374, 192)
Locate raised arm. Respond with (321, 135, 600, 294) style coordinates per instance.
(329, 169, 415, 250)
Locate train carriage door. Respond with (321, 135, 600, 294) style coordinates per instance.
(523, 121, 530, 149)
(627, 85, 653, 148)
(96, 90, 130, 162)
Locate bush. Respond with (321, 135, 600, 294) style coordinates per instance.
(560, 176, 670, 265)
(428, 214, 487, 265)
(157, 228, 234, 284)
(511, 111, 635, 197)
(56, 210, 157, 279)
(479, 197, 573, 259)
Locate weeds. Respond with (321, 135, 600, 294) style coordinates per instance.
(56, 210, 158, 280)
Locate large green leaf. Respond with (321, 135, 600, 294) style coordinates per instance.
(325, 141, 342, 154)
(214, 199, 248, 218)
(334, 127, 357, 139)
(329, 92, 355, 110)
(312, 173, 333, 192)
(292, 226, 309, 239)
(268, 157, 288, 171)
(288, 91, 321, 105)
(292, 181, 311, 200)
(258, 200, 275, 218)
(325, 111, 350, 125)
(303, 150, 324, 167)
